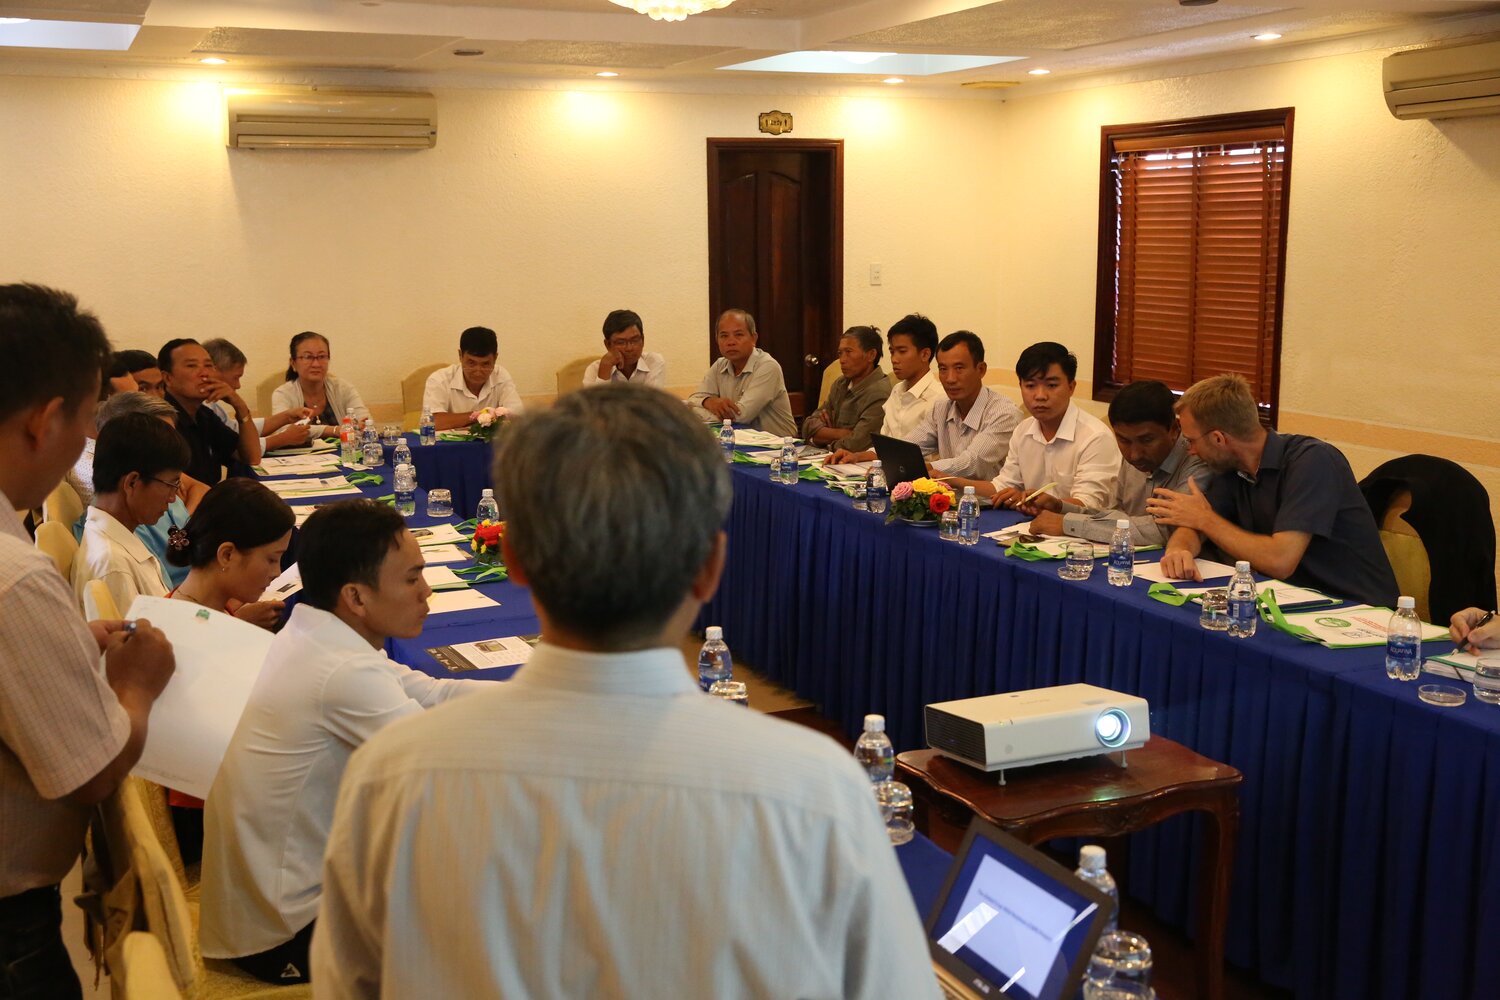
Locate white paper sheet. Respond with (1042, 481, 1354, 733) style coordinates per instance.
(264, 439, 337, 456)
(421, 544, 470, 565)
(289, 505, 318, 527)
(124, 595, 275, 800)
(421, 565, 469, 591)
(1277, 605, 1449, 646)
(260, 563, 302, 601)
(1176, 580, 1333, 609)
(262, 476, 361, 498)
(1133, 559, 1238, 584)
(428, 635, 537, 672)
(255, 454, 343, 475)
(822, 461, 873, 480)
(424, 588, 500, 615)
(408, 523, 469, 547)
(733, 428, 787, 447)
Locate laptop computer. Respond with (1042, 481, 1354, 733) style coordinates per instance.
(871, 433, 930, 486)
(926, 818, 1115, 1000)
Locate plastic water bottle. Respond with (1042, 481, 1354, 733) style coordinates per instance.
(854, 714, 895, 783)
(475, 487, 499, 525)
(339, 408, 357, 465)
(360, 419, 383, 467)
(719, 420, 735, 463)
(1227, 560, 1258, 638)
(697, 626, 732, 693)
(419, 407, 436, 447)
(393, 463, 416, 517)
(957, 486, 980, 546)
(1108, 519, 1133, 587)
(865, 461, 888, 514)
(778, 438, 798, 485)
(392, 435, 412, 470)
(1385, 595, 1423, 681)
(1076, 845, 1119, 933)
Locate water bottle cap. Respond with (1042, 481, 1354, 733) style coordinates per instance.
(783, 437, 795, 444)
(705, 626, 723, 641)
(1235, 560, 1251, 572)
(1080, 844, 1106, 870)
(871, 460, 882, 467)
(863, 713, 885, 732)
(1397, 595, 1415, 609)
(723, 420, 732, 428)
(481, 488, 494, 497)
(1117, 519, 1130, 529)
(963, 486, 975, 495)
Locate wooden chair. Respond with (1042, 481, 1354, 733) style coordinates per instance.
(85, 579, 123, 621)
(556, 356, 596, 398)
(34, 520, 78, 578)
(43, 479, 84, 526)
(400, 363, 446, 430)
(119, 932, 184, 1000)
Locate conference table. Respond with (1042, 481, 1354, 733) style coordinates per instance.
(265, 440, 1499, 1000)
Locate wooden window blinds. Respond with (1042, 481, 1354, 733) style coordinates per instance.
(1093, 109, 1294, 421)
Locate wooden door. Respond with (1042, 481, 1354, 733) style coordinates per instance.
(708, 139, 843, 418)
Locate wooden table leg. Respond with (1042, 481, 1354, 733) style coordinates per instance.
(1194, 792, 1238, 1000)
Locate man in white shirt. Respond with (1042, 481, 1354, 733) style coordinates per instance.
(959, 342, 1117, 510)
(582, 308, 666, 388)
(421, 326, 525, 431)
(825, 313, 945, 467)
(200, 499, 481, 985)
(687, 308, 797, 437)
(312, 385, 939, 1000)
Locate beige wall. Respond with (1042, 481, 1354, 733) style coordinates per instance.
(0, 74, 1004, 404)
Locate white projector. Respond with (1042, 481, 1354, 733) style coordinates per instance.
(924, 683, 1150, 774)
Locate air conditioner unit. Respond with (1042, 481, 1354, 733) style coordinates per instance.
(226, 88, 437, 149)
(1383, 36, 1500, 120)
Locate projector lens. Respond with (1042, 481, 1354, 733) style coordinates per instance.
(1095, 709, 1130, 748)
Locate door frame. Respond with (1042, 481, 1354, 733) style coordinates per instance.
(705, 138, 845, 376)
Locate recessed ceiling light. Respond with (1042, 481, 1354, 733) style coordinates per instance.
(1253, 32, 1282, 41)
(882, 77, 903, 85)
(1028, 68, 1050, 76)
(723, 51, 1022, 76)
(452, 48, 484, 57)
(199, 56, 227, 65)
(596, 71, 619, 77)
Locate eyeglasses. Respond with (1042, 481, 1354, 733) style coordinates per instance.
(609, 336, 645, 349)
(295, 353, 331, 363)
(150, 476, 183, 495)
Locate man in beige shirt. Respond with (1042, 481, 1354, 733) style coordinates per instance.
(0, 283, 175, 999)
(688, 308, 797, 438)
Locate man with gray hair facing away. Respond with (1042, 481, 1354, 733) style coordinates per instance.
(311, 385, 939, 999)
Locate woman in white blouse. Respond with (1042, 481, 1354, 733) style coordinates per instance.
(270, 331, 370, 438)
(73, 412, 188, 619)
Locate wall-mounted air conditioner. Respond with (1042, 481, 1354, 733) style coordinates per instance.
(1383, 36, 1500, 120)
(226, 88, 437, 149)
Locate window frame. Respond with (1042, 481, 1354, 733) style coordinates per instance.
(1092, 107, 1295, 425)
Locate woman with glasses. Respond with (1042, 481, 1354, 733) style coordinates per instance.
(73, 412, 190, 619)
(272, 331, 370, 438)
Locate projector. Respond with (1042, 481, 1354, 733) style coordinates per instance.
(925, 683, 1150, 775)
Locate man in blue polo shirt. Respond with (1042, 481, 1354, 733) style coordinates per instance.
(1147, 373, 1397, 607)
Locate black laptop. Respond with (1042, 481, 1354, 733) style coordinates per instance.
(926, 818, 1115, 1000)
(871, 433, 930, 486)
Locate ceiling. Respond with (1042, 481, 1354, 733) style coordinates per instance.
(3, 0, 1500, 92)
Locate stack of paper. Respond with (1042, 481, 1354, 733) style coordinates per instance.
(821, 461, 873, 480)
(427, 634, 539, 672)
(288, 505, 318, 527)
(262, 476, 362, 499)
(1424, 650, 1477, 680)
(255, 453, 343, 476)
(421, 544, 470, 565)
(733, 428, 787, 448)
(409, 523, 469, 547)
(1271, 605, 1449, 648)
(1133, 559, 1238, 584)
(264, 439, 337, 457)
(421, 565, 469, 591)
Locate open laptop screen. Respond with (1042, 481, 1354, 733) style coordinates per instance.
(927, 821, 1112, 1000)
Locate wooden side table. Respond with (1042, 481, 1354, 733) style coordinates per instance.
(897, 736, 1241, 1000)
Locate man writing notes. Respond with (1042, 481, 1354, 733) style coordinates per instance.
(0, 283, 176, 1000)
(1025, 379, 1207, 545)
(422, 326, 525, 432)
(688, 308, 797, 438)
(960, 342, 1116, 510)
(801, 325, 891, 451)
(583, 308, 666, 388)
(1147, 373, 1398, 606)
(312, 386, 940, 1000)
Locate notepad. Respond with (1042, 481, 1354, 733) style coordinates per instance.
(427, 634, 539, 672)
(421, 565, 469, 591)
(262, 476, 361, 498)
(420, 544, 470, 565)
(424, 588, 500, 615)
(408, 523, 469, 547)
(1133, 559, 1237, 584)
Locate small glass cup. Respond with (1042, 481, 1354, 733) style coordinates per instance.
(939, 509, 960, 541)
(1084, 930, 1153, 999)
(1473, 653, 1500, 705)
(1059, 541, 1094, 580)
(851, 483, 868, 512)
(425, 488, 453, 518)
(361, 440, 384, 467)
(1199, 589, 1231, 631)
(381, 423, 402, 447)
(708, 679, 749, 707)
(874, 779, 914, 845)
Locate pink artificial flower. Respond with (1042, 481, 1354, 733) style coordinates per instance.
(891, 481, 914, 502)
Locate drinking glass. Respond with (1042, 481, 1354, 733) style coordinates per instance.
(1084, 930, 1154, 999)
(425, 488, 453, 518)
(708, 680, 749, 707)
(1059, 541, 1094, 580)
(1474, 653, 1500, 705)
(1199, 589, 1231, 631)
(380, 423, 402, 447)
(874, 780, 914, 845)
(939, 510, 960, 541)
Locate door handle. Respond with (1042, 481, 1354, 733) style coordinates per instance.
(805, 354, 821, 367)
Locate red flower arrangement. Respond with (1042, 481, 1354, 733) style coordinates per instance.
(472, 520, 505, 565)
(929, 492, 952, 515)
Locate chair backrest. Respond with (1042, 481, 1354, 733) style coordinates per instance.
(556, 356, 596, 399)
(86, 578, 122, 621)
(35, 520, 78, 578)
(1378, 489, 1433, 622)
(401, 363, 446, 425)
(120, 931, 185, 1000)
(817, 359, 840, 412)
(255, 370, 284, 418)
(43, 479, 84, 526)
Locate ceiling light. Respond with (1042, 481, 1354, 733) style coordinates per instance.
(596, 71, 619, 77)
(0, 18, 140, 50)
(1253, 32, 1282, 41)
(0, 17, 33, 24)
(199, 56, 227, 65)
(841, 51, 894, 65)
(882, 77, 903, 85)
(609, 0, 736, 21)
(723, 51, 1022, 76)
(1028, 68, 1050, 76)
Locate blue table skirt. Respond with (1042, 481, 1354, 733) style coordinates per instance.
(406, 434, 494, 519)
(697, 463, 1492, 999)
